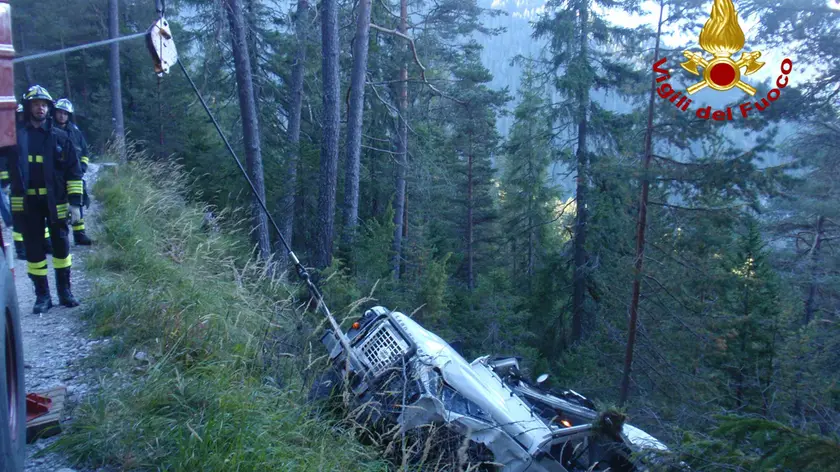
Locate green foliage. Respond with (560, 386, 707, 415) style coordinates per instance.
(501, 62, 558, 291)
(706, 218, 786, 413)
(438, 41, 509, 290)
(352, 205, 397, 290)
(318, 258, 365, 321)
(414, 250, 452, 328)
(681, 415, 840, 472)
(457, 268, 534, 358)
(716, 416, 840, 471)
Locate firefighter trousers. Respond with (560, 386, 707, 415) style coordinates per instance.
(23, 196, 72, 293)
(71, 180, 89, 234)
(12, 214, 50, 245)
(72, 205, 85, 232)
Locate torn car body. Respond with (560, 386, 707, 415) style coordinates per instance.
(317, 306, 673, 471)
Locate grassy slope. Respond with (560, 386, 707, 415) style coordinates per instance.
(56, 160, 387, 471)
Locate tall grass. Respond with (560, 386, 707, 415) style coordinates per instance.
(55, 156, 388, 471)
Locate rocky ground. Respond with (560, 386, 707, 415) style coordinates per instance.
(4, 163, 107, 472)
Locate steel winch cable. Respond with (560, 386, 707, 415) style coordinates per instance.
(13, 32, 148, 64)
(176, 61, 356, 359)
(14, 0, 166, 65)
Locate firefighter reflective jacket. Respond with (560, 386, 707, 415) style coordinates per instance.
(61, 122, 90, 174)
(2, 120, 83, 223)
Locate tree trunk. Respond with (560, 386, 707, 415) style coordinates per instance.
(391, 0, 408, 279)
(467, 131, 475, 292)
(108, 0, 126, 159)
(511, 239, 517, 281)
(570, 0, 591, 343)
(527, 134, 535, 284)
(735, 327, 746, 409)
(803, 215, 825, 325)
(225, 0, 271, 260)
(342, 0, 373, 246)
(314, 0, 341, 269)
(245, 0, 261, 115)
(402, 186, 408, 238)
(619, 1, 664, 407)
(280, 0, 309, 268)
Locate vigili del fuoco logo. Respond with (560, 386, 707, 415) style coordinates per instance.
(652, 0, 793, 121)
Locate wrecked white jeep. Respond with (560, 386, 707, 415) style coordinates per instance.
(314, 306, 674, 471)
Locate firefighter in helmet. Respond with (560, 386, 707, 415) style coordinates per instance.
(5, 85, 83, 313)
(53, 98, 92, 245)
(3, 101, 49, 257)
(3, 101, 54, 258)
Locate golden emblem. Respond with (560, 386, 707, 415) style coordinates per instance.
(680, 0, 764, 95)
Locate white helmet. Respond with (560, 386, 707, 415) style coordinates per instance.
(54, 98, 74, 114)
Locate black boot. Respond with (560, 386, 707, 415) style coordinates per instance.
(74, 230, 93, 246)
(30, 275, 53, 314)
(43, 237, 53, 255)
(14, 241, 25, 260)
(56, 268, 80, 307)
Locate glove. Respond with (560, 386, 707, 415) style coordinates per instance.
(70, 205, 81, 224)
(1, 185, 9, 196)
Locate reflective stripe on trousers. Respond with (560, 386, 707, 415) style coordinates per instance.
(27, 260, 47, 276)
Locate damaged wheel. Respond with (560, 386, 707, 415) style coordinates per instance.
(308, 369, 343, 403)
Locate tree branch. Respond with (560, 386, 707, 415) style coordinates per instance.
(652, 154, 712, 167)
(370, 23, 465, 104)
(361, 144, 402, 155)
(649, 201, 741, 212)
(366, 79, 417, 135)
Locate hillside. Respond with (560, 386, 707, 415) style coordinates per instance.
(50, 157, 388, 471)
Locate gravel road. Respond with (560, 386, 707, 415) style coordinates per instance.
(3, 163, 106, 472)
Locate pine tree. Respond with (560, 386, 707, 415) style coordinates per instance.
(770, 121, 840, 326)
(279, 0, 310, 268)
(224, 0, 271, 260)
(768, 118, 840, 432)
(709, 218, 783, 414)
(341, 0, 373, 246)
(501, 63, 555, 292)
(314, 0, 341, 269)
(445, 42, 508, 293)
(391, 0, 409, 279)
(533, 0, 645, 342)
